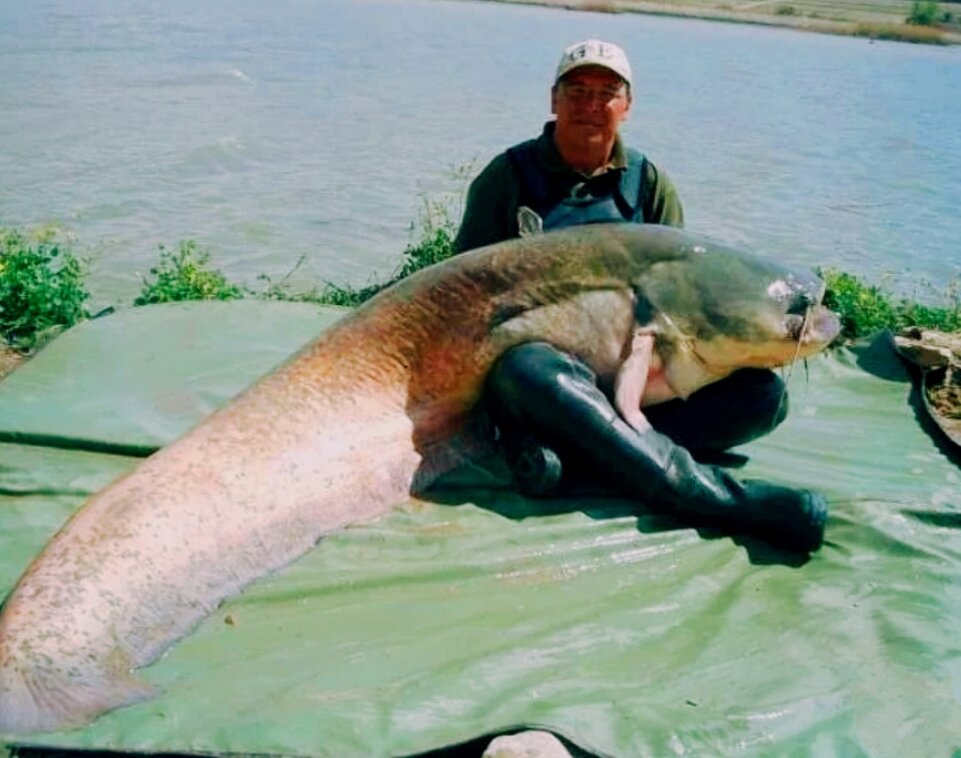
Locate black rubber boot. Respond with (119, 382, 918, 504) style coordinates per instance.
(596, 425, 828, 553)
(496, 423, 564, 497)
(488, 342, 827, 553)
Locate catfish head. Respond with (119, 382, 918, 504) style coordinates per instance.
(621, 226, 841, 399)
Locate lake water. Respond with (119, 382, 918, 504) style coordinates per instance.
(2, 0, 960, 306)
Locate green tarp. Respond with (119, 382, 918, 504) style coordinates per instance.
(0, 301, 959, 757)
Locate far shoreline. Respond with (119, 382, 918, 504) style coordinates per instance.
(487, 0, 961, 45)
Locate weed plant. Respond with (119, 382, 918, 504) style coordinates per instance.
(303, 186, 462, 308)
(907, 0, 941, 25)
(141, 205, 458, 310)
(0, 228, 89, 350)
(820, 268, 961, 341)
(394, 196, 459, 279)
(256, 256, 383, 308)
(134, 241, 244, 306)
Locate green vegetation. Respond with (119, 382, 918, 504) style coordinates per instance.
(4, 216, 961, 359)
(394, 198, 459, 280)
(820, 268, 961, 342)
(255, 255, 383, 308)
(907, 0, 941, 25)
(303, 189, 462, 308)
(0, 228, 89, 350)
(134, 240, 244, 306)
(253, 198, 458, 309)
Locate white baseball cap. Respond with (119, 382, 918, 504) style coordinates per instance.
(554, 39, 632, 87)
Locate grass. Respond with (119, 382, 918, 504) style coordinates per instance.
(0, 227, 90, 351)
(134, 240, 244, 306)
(854, 20, 951, 42)
(907, 0, 942, 24)
(294, 183, 465, 308)
(820, 268, 961, 341)
(251, 197, 459, 309)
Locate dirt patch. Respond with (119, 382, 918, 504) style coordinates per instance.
(0, 344, 25, 380)
(928, 378, 961, 420)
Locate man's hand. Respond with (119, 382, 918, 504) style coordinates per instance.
(614, 329, 654, 433)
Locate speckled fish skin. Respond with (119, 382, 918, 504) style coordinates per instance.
(0, 224, 839, 734)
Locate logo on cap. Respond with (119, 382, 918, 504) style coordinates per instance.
(555, 39, 632, 87)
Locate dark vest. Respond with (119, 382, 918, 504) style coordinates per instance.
(507, 139, 649, 232)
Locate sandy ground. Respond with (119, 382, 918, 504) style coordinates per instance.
(498, 0, 961, 44)
(0, 344, 24, 381)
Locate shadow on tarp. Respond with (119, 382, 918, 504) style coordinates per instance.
(10, 728, 605, 758)
(402, 727, 602, 758)
(427, 461, 814, 570)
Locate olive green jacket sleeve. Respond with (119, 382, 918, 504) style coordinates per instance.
(452, 153, 521, 254)
(643, 162, 685, 229)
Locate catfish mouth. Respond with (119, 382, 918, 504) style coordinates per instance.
(785, 305, 840, 347)
(773, 274, 840, 348)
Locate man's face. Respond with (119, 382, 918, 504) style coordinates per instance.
(551, 66, 632, 151)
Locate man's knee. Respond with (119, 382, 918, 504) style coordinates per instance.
(488, 343, 594, 416)
(646, 368, 788, 451)
(736, 368, 789, 431)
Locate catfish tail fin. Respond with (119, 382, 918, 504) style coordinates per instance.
(0, 660, 155, 735)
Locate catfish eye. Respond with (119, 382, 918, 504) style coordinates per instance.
(786, 289, 816, 317)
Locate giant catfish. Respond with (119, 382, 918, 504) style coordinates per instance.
(0, 224, 840, 733)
